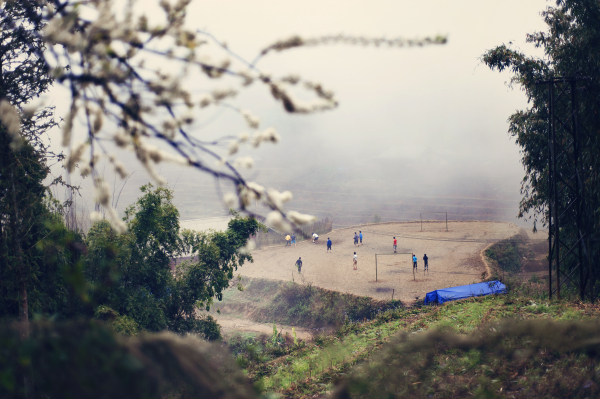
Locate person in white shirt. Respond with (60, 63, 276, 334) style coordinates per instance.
(353, 252, 358, 270)
(312, 233, 319, 244)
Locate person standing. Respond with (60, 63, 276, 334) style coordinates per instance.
(327, 237, 332, 253)
(295, 257, 303, 273)
(393, 237, 397, 253)
(285, 234, 291, 246)
(353, 252, 358, 270)
(291, 233, 296, 247)
(359, 231, 363, 246)
(312, 233, 319, 244)
(423, 254, 429, 271)
(412, 254, 418, 270)
(353, 232, 359, 247)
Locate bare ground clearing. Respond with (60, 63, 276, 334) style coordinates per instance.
(239, 221, 521, 303)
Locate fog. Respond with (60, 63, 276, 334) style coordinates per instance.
(46, 0, 549, 229)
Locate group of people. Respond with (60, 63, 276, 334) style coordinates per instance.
(285, 234, 297, 247)
(412, 253, 429, 271)
(291, 232, 430, 274)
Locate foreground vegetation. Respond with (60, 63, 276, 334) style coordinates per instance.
(229, 281, 600, 398)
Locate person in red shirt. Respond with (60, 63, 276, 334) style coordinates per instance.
(393, 237, 397, 253)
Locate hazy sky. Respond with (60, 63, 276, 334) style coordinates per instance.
(46, 0, 551, 223)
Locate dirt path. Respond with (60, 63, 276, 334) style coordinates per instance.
(216, 316, 313, 340)
(241, 221, 521, 303)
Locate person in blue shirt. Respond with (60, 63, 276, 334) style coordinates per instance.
(359, 231, 363, 246)
(412, 254, 418, 270)
(326, 237, 332, 253)
(353, 232, 359, 247)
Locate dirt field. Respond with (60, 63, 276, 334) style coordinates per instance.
(239, 221, 522, 303)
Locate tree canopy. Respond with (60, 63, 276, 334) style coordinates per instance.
(482, 0, 600, 294)
(85, 184, 261, 339)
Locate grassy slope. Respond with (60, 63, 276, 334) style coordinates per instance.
(249, 292, 600, 398)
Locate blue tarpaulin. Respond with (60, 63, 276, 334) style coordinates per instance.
(424, 281, 507, 305)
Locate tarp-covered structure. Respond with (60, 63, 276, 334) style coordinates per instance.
(424, 281, 507, 305)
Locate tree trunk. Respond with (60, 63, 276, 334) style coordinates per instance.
(9, 167, 28, 339)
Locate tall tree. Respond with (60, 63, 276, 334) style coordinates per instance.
(482, 0, 600, 295)
(0, 0, 72, 334)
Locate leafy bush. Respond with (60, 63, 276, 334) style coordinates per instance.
(484, 231, 531, 273)
(254, 281, 403, 329)
(84, 185, 259, 337)
(0, 320, 255, 399)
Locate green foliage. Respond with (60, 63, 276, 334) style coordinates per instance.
(484, 233, 531, 273)
(372, 214, 381, 223)
(0, 320, 256, 399)
(94, 306, 140, 336)
(85, 185, 260, 338)
(337, 320, 600, 399)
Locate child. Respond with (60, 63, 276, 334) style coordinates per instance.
(353, 252, 358, 270)
(295, 257, 302, 273)
(312, 233, 319, 244)
(412, 254, 418, 270)
(393, 237, 397, 253)
(423, 254, 429, 271)
(285, 234, 291, 246)
(359, 231, 363, 245)
(327, 237, 332, 253)
(353, 232, 359, 247)
(291, 233, 296, 247)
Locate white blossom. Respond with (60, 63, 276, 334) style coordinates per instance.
(80, 165, 91, 178)
(223, 192, 237, 208)
(105, 206, 127, 234)
(234, 156, 254, 169)
(228, 140, 239, 155)
(287, 211, 317, 225)
(246, 182, 265, 196)
(241, 109, 260, 129)
(238, 239, 256, 254)
(199, 95, 211, 108)
(67, 142, 88, 172)
(239, 182, 264, 207)
(251, 127, 280, 147)
(109, 155, 128, 179)
(94, 179, 111, 207)
(266, 188, 293, 210)
(211, 88, 237, 102)
(0, 100, 22, 148)
(238, 132, 250, 143)
(113, 130, 131, 148)
(238, 70, 254, 86)
(90, 211, 103, 223)
(265, 211, 292, 232)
